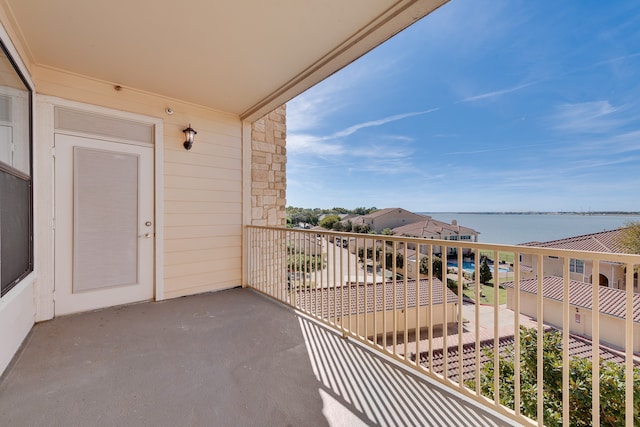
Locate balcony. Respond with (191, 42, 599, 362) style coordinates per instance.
(2, 227, 638, 426)
(247, 226, 640, 426)
(0, 287, 513, 426)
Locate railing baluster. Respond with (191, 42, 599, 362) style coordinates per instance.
(592, 260, 600, 427)
(392, 240, 398, 356)
(415, 243, 421, 369)
(352, 236, 357, 335)
(365, 238, 370, 341)
(457, 247, 463, 387)
(382, 240, 388, 350)
(474, 249, 480, 396)
(373, 238, 378, 346)
(536, 254, 544, 426)
(624, 262, 634, 427)
(562, 257, 570, 426)
(493, 250, 500, 407)
(404, 243, 409, 362)
(428, 244, 433, 376)
(514, 251, 521, 417)
(442, 245, 448, 381)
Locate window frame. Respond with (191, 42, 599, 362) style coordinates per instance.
(569, 258, 584, 275)
(0, 37, 33, 298)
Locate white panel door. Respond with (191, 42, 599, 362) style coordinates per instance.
(54, 134, 154, 315)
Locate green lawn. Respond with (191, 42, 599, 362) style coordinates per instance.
(463, 284, 507, 305)
(479, 250, 515, 264)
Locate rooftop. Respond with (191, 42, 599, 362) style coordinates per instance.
(295, 278, 457, 319)
(501, 275, 640, 323)
(521, 228, 628, 253)
(421, 328, 639, 384)
(393, 218, 479, 239)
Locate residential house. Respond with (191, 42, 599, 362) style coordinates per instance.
(503, 276, 640, 353)
(393, 217, 479, 256)
(521, 228, 638, 292)
(349, 207, 427, 233)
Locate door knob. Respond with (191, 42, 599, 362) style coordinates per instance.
(145, 221, 152, 226)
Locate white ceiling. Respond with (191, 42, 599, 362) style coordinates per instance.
(2, 0, 447, 121)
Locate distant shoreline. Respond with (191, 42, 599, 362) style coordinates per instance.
(421, 211, 640, 216)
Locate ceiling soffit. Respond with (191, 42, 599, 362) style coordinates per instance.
(2, 0, 448, 121)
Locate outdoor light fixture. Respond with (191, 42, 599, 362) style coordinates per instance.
(183, 124, 197, 150)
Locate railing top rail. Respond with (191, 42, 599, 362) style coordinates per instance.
(247, 225, 640, 265)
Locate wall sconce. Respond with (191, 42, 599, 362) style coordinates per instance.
(183, 124, 197, 150)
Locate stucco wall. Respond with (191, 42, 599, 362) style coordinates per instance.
(521, 255, 628, 290)
(506, 288, 639, 352)
(336, 304, 457, 340)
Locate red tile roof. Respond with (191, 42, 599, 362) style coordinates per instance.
(420, 328, 638, 384)
(521, 228, 628, 253)
(294, 278, 458, 319)
(502, 276, 640, 323)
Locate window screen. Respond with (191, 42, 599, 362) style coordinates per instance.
(0, 168, 31, 294)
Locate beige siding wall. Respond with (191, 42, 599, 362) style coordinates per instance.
(251, 105, 286, 226)
(34, 66, 244, 299)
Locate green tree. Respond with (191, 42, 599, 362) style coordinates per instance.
(617, 221, 640, 254)
(382, 251, 403, 270)
(419, 256, 443, 280)
(479, 257, 492, 284)
(382, 228, 393, 235)
(473, 327, 640, 426)
(287, 253, 323, 273)
(332, 221, 345, 231)
(318, 214, 340, 229)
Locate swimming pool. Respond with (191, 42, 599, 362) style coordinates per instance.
(446, 261, 509, 274)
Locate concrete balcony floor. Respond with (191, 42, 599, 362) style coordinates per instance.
(0, 288, 515, 426)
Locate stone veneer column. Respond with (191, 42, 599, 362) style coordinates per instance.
(251, 105, 286, 227)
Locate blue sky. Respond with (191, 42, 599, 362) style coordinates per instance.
(286, 1, 640, 212)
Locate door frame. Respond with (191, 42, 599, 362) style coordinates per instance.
(35, 96, 164, 321)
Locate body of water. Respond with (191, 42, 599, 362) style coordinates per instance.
(420, 213, 640, 245)
(447, 261, 509, 273)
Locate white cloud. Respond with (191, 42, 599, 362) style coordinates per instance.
(459, 81, 537, 103)
(331, 109, 439, 138)
(288, 109, 437, 157)
(287, 133, 345, 156)
(553, 100, 627, 134)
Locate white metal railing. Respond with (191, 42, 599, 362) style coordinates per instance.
(246, 226, 640, 427)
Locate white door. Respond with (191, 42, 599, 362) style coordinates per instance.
(54, 133, 154, 315)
